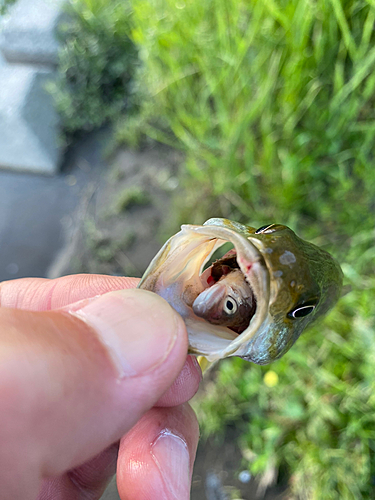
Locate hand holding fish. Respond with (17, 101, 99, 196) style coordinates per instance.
(0, 275, 200, 500)
(0, 219, 342, 499)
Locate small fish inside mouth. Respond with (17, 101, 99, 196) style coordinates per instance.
(193, 251, 257, 334)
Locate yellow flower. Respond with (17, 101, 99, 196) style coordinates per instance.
(264, 370, 279, 387)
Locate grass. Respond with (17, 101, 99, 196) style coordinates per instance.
(193, 259, 375, 498)
(119, 0, 375, 234)
(53, 0, 375, 497)
(114, 186, 150, 213)
(0, 0, 16, 15)
(121, 0, 375, 497)
(47, 0, 137, 139)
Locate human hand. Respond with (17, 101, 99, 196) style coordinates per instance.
(0, 274, 201, 500)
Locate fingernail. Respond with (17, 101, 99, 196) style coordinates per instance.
(68, 289, 181, 377)
(151, 430, 191, 499)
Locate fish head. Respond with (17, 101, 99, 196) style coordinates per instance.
(138, 218, 343, 364)
(237, 223, 343, 363)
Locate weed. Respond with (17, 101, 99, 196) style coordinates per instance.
(125, 0, 375, 496)
(114, 186, 150, 212)
(54, 0, 375, 496)
(49, 0, 137, 138)
(0, 0, 16, 15)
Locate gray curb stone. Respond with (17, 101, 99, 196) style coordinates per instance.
(0, 65, 61, 174)
(0, 0, 64, 66)
(0, 0, 65, 174)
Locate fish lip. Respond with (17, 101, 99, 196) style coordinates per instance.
(182, 224, 270, 360)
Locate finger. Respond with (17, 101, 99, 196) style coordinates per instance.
(117, 404, 199, 500)
(0, 274, 140, 310)
(0, 289, 190, 499)
(37, 443, 119, 500)
(36, 355, 203, 500)
(155, 355, 202, 407)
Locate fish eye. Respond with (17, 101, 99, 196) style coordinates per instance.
(288, 304, 316, 319)
(255, 224, 274, 234)
(255, 224, 280, 234)
(223, 297, 238, 315)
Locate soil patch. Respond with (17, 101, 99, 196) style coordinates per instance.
(49, 145, 182, 279)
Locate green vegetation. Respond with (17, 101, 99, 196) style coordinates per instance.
(194, 270, 375, 499)
(123, 0, 375, 234)
(54, 0, 375, 497)
(48, 0, 137, 138)
(123, 1, 375, 497)
(0, 0, 16, 15)
(114, 185, 150, 213)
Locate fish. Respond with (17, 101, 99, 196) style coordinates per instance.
(192, 268, 256, 334)
(138, 218, 343, 364)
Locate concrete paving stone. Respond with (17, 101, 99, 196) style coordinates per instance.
(0, 0, 64, 66)
(0, 14, 6, 67)
(0, 129, 110, 283)
(0, 65, 61, 174)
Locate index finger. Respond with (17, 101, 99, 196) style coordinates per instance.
(0, 274, 139, 311)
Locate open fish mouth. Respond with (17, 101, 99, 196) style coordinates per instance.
(139, 218, 343, 364)
(138, 222, 270, 361)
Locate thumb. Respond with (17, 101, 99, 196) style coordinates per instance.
(0, 289, 188, 499)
